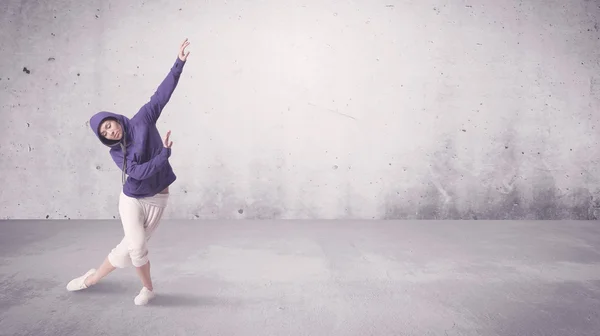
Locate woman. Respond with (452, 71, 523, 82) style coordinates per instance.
(66, 39, 191, 306)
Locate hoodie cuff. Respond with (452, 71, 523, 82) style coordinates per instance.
(173, 57, 185, 72)
(162, 147, 171, 158)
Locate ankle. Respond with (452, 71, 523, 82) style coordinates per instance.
(84, 273, 96, 287)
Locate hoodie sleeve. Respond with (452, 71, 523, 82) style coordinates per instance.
(111, 147, 172, 180)
(136, 57, 186, 124)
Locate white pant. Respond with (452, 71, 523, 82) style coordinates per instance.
(108, 191, 169, 268)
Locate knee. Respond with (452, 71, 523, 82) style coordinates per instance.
(108, 252, 131, 269)
(128, 244, 149, 267)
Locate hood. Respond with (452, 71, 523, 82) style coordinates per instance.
(90, 111, 133, 186)
(89, 111, 132, 147)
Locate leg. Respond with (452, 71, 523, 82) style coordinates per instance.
(118, 192, 149, 269)
(133, 202, 166, 292)
(66, 230, 132, 291)
(135, 260, 153, 291)
(84, 257, 117, 287)
(118, 192, 165, 305)
(130, 197, 168, 305)
(66, 192, 144, 292)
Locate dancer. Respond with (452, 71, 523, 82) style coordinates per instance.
(66, 39, 191, 306)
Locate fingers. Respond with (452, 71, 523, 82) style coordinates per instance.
(166, 131, 173, 148)
(163, 131, 173, 148)
(180, 40, 190, 52)
(180, 40, 190, 49)
(179, 39, 190, 61)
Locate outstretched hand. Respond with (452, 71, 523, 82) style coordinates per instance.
(179, 38, 190, 61)
(164, 130, 173, 148)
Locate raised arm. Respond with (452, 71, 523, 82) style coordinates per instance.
(137, 39, 191, 124)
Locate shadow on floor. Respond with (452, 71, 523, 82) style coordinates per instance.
(66, 281, 229, 307)
(150, 293, 220, 307)
(77, 281, 131, 295)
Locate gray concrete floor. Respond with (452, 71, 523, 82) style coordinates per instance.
(0, 220, 599, 336)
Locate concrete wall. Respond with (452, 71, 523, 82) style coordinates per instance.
(1, 0, 599, 220)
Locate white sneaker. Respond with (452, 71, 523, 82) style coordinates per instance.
(66, 268, 96, 291)
(134, 287, 155, 306)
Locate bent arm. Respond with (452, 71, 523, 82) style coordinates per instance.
(111, 148, 171, 180)
(136, 57, 186, 124)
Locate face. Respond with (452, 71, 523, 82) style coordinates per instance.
(99, 119, 123, 141)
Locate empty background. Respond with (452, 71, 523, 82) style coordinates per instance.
(1, 0, 599, 220)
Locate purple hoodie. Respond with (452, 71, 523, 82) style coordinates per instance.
(89, 57, 186, 198)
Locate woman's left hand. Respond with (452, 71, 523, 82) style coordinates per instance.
(163, 130, 173, 148)
(179, 38, 191, 61)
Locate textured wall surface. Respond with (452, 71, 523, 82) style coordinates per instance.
(1, 0, 599, 220)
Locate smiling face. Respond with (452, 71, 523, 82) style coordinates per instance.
(99, 118, 123, 141)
